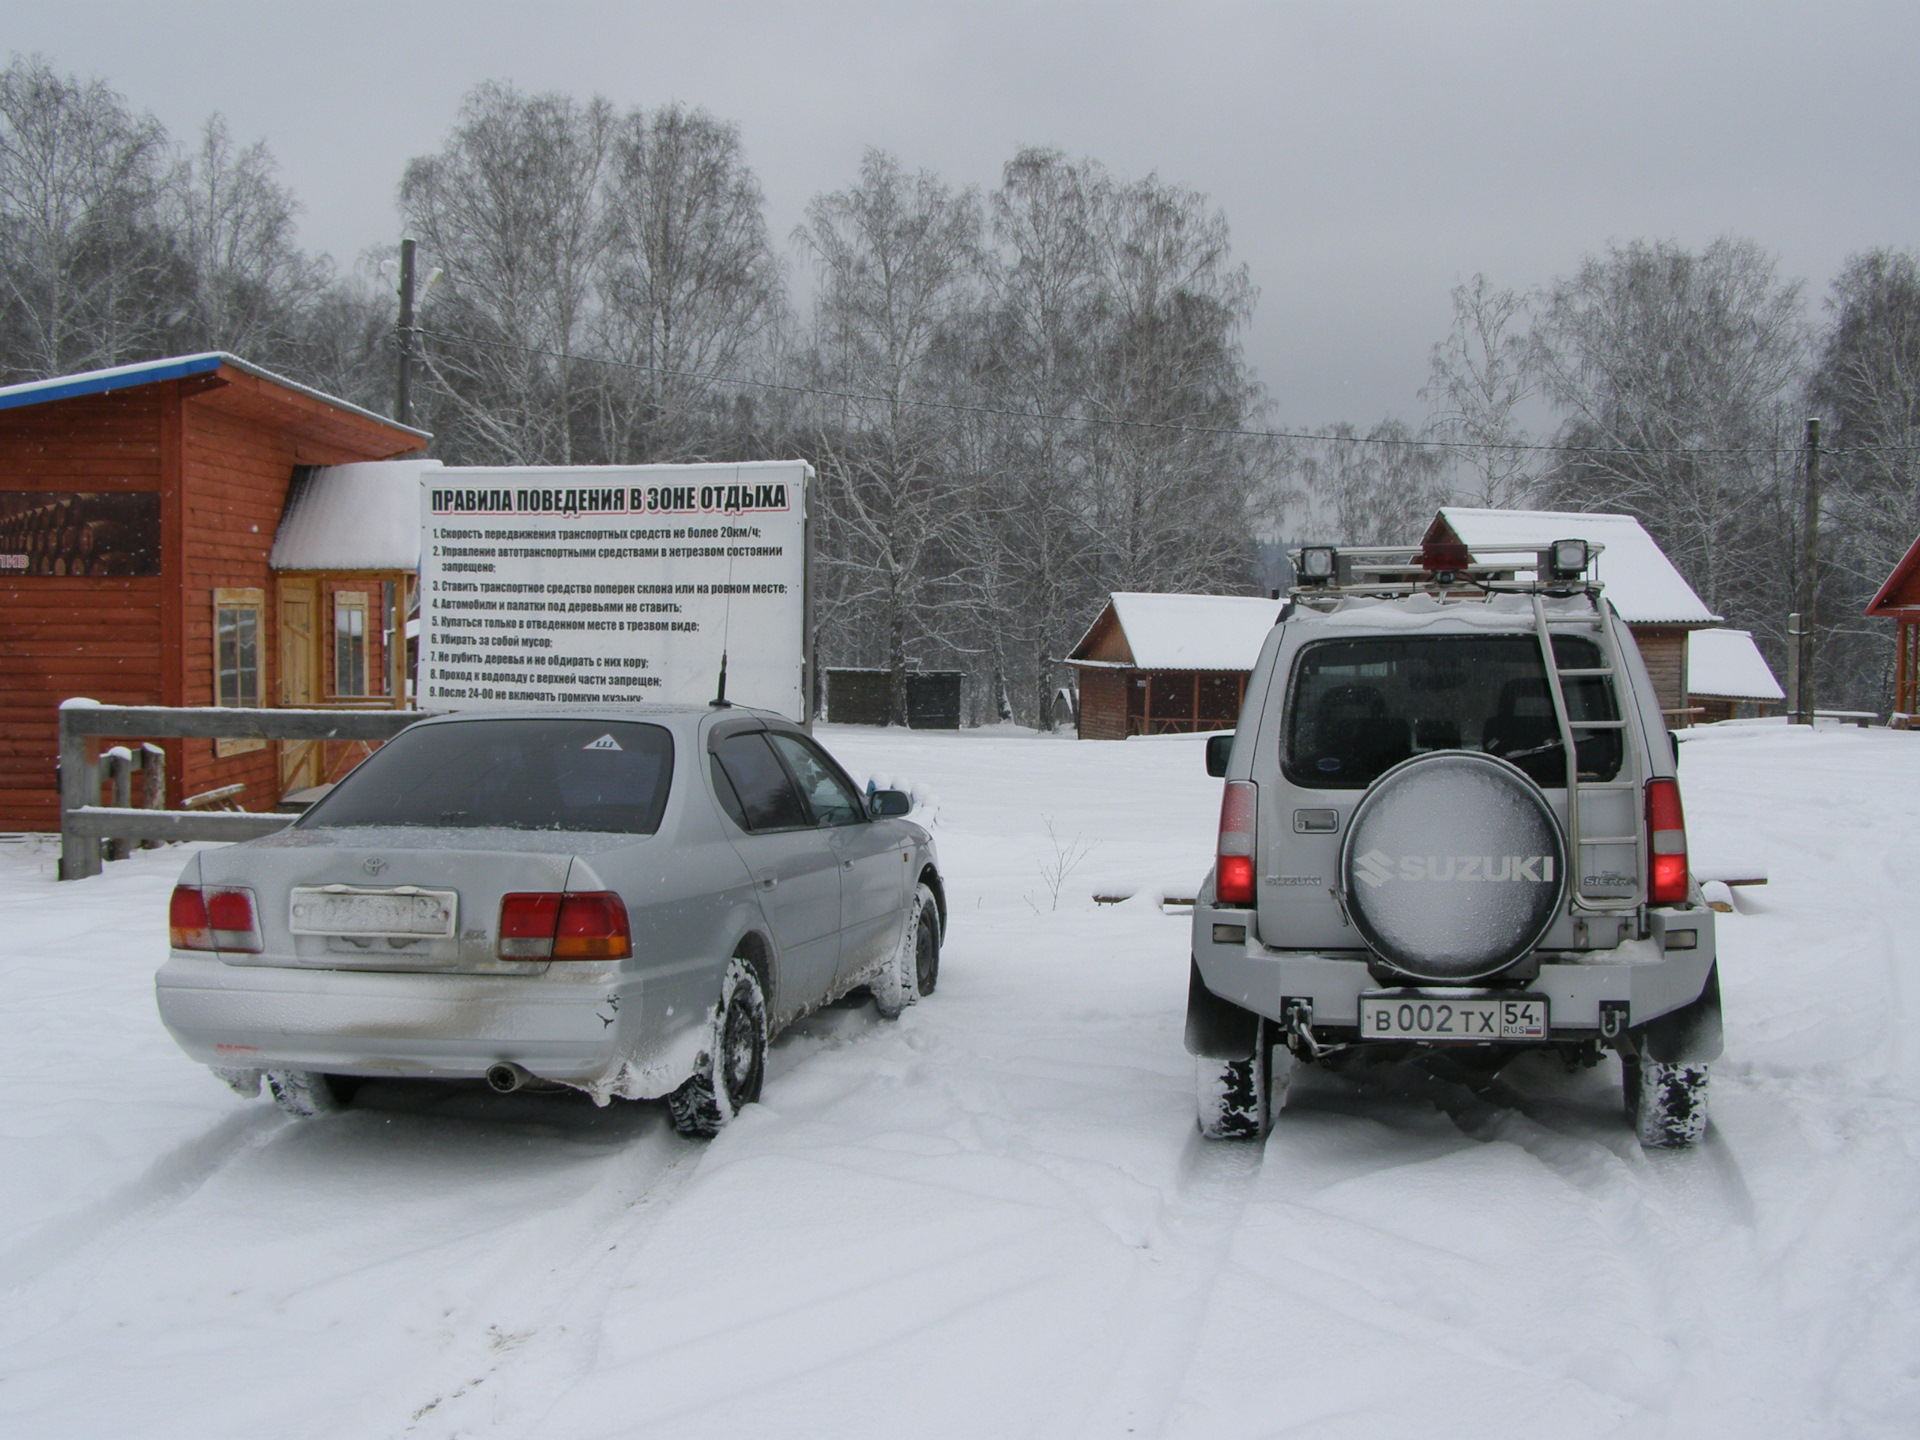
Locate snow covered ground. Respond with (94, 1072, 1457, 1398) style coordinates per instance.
(1, 720, 1917, 1437)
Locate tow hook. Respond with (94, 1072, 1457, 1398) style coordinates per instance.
(1599, 1001, 1630, 1042)
(1281, 998, 1340, 1059)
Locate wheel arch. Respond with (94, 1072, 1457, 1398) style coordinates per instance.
(918, 864, 947, 939)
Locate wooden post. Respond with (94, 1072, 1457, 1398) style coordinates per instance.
(1796, 418, 1821, 724)
(104, 748, 131, 861)
(57, 707, 99, 880)
(396, 238, 416, 427)
(1786, 613, 1803, 725)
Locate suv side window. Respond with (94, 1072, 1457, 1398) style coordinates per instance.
(1283, 634, 1621, 790)
(711, 733, 809, 831)
(767, 733, 865, 827)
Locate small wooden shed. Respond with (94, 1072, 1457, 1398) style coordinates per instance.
(0, 354, 428, 830)
(1866, 532, 1920, 717)
(1687, 628, 1784, 722)
(1066, 592, 1284, 739)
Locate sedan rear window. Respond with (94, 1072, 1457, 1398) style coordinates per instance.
(298, 719, 675, 832)
(1284, 634, 1621, 790)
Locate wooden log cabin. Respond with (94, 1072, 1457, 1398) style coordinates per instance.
(1066, 593, 1285, 740)
(0, 354, 429, 831)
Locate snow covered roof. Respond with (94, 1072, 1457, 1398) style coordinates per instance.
(1688, 628, 1784, 701)
(0, 351, 431, 441)
(1068, 592, 1283, 671)
(1435, 507, 1720, 627)
(270, 459, 442, 571)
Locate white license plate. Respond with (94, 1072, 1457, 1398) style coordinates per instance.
(1360, 993, 1548, 1042)
(288, 887, 458, 938)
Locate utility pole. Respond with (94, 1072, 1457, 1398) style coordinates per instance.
(395, 238, 416, 428)
(1794, 417, 1821, 724)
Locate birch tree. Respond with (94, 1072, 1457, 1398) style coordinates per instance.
(0, 56, 173, 378)
(796, 149, 982, 723)
(1423, 273, 1537, 507)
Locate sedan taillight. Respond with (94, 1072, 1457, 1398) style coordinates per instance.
(170, 885, 261, 953)
(1646, 778, 1689, 905)
(1216, 780, 1257, 907)
(497, 892, 631, 960)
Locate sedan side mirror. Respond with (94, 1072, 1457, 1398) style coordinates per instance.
(1205, 733, 1234, 778)
(869, 789, 912, 818)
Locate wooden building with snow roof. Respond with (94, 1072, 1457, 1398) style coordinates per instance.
(1686, 628, 1784, 722)
(1425, 508, 1722, 719)
(1865, 533, 1920, 719)
(1065, 592, 1284, 739)
(0, 354, 428, 831)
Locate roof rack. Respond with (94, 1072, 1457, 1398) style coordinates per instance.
(1286, 538, 1607, 604)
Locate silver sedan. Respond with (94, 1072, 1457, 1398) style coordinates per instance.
(155, 706, 944, 1135)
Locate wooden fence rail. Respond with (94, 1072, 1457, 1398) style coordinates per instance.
(58, 701, 438, 880)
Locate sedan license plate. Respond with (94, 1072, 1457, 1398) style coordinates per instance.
(1360, 993, 1548, 1042)
(288, 887, 458, 938)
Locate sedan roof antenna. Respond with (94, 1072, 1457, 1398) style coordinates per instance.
(710, 542, 735, 707)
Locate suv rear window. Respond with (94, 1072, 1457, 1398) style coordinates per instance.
(1283, 634, 1621, 790)
(298, 719, 675, 832)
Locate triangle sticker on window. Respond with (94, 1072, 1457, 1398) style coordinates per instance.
(583, 733, 623, 751)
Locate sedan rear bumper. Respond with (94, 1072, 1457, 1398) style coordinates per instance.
(155, 952, 644, 1083)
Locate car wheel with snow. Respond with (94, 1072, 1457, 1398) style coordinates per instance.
(668, 955, 769, 1138)
(1196, 1020, 1274, 1140)
(1625, 1052, 1711, 1148)
(873, 882, 939, 1018)
(264, 1071, 358, 1117)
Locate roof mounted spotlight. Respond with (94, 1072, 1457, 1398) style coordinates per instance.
(1297, 545, 1336, 585)
(1547, 538, 1590, 580)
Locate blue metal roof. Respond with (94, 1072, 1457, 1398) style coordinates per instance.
(0, 352, 430, 440)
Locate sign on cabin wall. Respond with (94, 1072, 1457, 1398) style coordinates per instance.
(417, 462, 810, 721)
(0, 491, 160, 576)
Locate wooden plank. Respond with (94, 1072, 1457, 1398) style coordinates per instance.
(60, 705, 438, 741)
(65, 806, 290, 842)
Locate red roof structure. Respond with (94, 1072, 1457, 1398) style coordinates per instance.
(1865, 533, 1920, 716)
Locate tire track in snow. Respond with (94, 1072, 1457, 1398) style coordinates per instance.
(0, 1102, 284, 1305)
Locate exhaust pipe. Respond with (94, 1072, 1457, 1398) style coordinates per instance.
(486, 1061, 534, 1094)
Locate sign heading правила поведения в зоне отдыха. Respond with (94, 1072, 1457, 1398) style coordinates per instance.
(418, 461, 809, 720)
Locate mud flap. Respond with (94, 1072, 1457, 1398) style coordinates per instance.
(1638, 963, 1724, 1065)
(1185, 956, 1262, 1059)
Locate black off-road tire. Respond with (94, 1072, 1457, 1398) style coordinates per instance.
(668, 956, 770, 1138)
(1196, 1020, 1274, 1140)
(1630, 1055, 1711, 1148)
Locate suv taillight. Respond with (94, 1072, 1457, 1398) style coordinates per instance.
(1646, 778, 1688, 905)
(170, 885, 261, 952)
(1216, 780, 1257, 907)
(498, 892, 632, 960)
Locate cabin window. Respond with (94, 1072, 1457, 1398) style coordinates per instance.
(212, 588, 265, 756)
(334, 591, 368, 696)
(213, 590, 263, 707)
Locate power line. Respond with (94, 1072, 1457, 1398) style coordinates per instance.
(410, 324, 1918, 463)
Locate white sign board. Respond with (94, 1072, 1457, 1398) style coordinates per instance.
(418, 461, 809, 719)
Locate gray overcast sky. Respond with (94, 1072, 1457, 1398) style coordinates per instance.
(6, 1, 1916, 425)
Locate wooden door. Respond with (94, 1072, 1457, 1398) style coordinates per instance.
(278, 578, 321, 794)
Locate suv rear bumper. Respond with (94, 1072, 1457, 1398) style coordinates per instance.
(1192, 898, 1716, 1038)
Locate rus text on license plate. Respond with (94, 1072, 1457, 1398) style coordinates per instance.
(288, 887, 458, 938)
(1359, 993, 1548, 1041)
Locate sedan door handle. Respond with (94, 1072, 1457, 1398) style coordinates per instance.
(758, 874, 778, 890)
(842, 859, 854, 870)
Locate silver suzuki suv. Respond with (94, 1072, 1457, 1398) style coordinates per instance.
(1187, 538, 1721, 1147)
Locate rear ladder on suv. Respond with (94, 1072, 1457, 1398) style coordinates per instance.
(1532, 593, 1646, 915)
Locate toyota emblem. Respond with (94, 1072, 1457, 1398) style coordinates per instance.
(362, 857, 387, 877)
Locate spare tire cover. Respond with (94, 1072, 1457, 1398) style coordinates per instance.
(1340, 751, 1567, 981)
